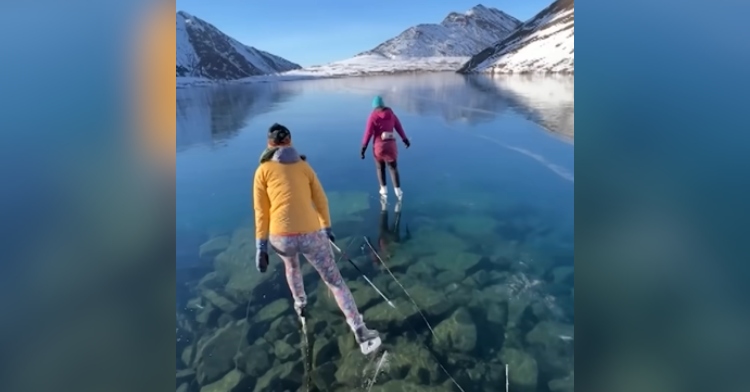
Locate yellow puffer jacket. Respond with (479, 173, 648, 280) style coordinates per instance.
(253, 146, 331, 239)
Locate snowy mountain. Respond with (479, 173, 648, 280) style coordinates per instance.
(360, 4, 521, 58)
(289, 4, 521, 76)
(458, 0, 574, 74)
(176, 11, 300, 80)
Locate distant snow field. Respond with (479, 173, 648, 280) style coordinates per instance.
(287, 55, 472, 77)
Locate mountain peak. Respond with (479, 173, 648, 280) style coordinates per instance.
(176, 11, 300, 80)
(360, 6, 521, 59)
(458, 0, 574, 74)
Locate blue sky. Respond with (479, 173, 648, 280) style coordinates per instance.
(175, 0, 552, 67)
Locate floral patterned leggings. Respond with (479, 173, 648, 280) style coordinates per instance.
(270, 230, 364, 331)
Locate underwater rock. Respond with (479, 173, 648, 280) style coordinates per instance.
(363, 298, 419, 331)
(199, 368, 244, 392)
(181, 345, 194, 367)
(443, 214, 499, 238)
(425, 251, 482, 273)
(486, 302, 509, 327)
(500, 347, 538, 392)
(195, 303, 218, 325)
(176, 382, 188, 392)
(386, 337, 441, 384)
(551, 266, 574, 285)
(368, 379, 454, 392)
(349, 280, 382, 311)
(326, 191, 370, 222)
(333, 348, 372, 387)
(337, 334, 355, 357)
(198, 271, 222, 289)
(235, 339, 272, 377)
(217, 313, 235, 328)
(433, 307, 477, 354)
(254, 298, 290, 323)
(444, 282, 474, 306)
(195, 320, 249, 384)
(273, 339, 297, 362)
(312, 335, 339, 366)
(526, 321, 574, 376)
(265, 314, 297, 342)
(435, 270, 465, 287)
(406, 261, 436, 280)
(253, 361, 304, 392)
(407, 284, 454, 318)
(311, 361, 338, 390)
(176, 368, 195, 385)
(407, 228, 471, 254)
(548, 372, 574, 392)
(199, 235, 230, 259)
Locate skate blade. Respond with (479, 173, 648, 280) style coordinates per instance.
(359, 336, 382, 355)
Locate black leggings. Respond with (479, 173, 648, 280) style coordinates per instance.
(375, 160, 400, 188)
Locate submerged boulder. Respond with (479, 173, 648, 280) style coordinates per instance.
(235, 340, 272, 378)
(201, 288, 239, 314)
(253, 361, 304, 392)
(363, 297, 419, 331)
(548, 372, 574, 392)
(253, 298, 290, 323)
(407, 284, 454, 318)
(385, 337, 442, 384)
(443, 214, 499, 238)
(433, 307, 478, 354)
(526, 321, 574, 376)
(368, 379, 454, 392)
(199, 235, 230, 259)
(199, 369, 246, 392)
(326, 191, 370, 222)
(500, 347, 538, 392)
(424, 251, 482, 273)
(194, 320, 249, 385)
(406, 228, 471, 255)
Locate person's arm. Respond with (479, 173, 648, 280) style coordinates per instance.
(361, 113, 374, 150)
(307, 164, 332, 229)
(394, 113, 408, 141)
(253, 166, 271, 241)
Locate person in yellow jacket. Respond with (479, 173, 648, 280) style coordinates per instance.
(253, 123, 380, 353)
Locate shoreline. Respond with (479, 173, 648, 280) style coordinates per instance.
(176, 68, 574, 89)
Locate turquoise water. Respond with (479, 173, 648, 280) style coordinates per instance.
(176, 73, 574, 392)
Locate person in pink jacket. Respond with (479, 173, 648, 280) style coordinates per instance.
(360, 95, 411, 202)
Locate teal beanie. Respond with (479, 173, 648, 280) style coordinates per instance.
(372, 95, 384, 108)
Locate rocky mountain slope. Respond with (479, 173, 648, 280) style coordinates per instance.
(176, 11, 300, 80)
(360, 4, 521, 58)
(291, 4, 521, 76)
(458, 0, 574, 74)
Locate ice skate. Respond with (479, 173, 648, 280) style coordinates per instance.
(379, 185, 388, 204)
(394, 187, 403, 201)
(355, 326, 382, 355)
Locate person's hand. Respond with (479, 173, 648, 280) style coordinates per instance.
(255, 239, 269, 273)
(324, 227, 336, 242)
(403, 138, 411, 148)
(360, 147, 366, 159)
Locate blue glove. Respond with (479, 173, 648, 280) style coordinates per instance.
(324, 227, 335, 242)
(255, 239, 269, 273)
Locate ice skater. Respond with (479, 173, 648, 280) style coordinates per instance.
(360, 95, 410, 203)
(253, 123, 381, 354)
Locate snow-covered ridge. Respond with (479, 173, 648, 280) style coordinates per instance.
(176, 11, 301, 80)
(458, 0, 574, 74)
(288, 4, 521, 77)
(360, 4, 521, 58)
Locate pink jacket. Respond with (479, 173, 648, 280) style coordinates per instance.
(361, 107, 408, 148)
